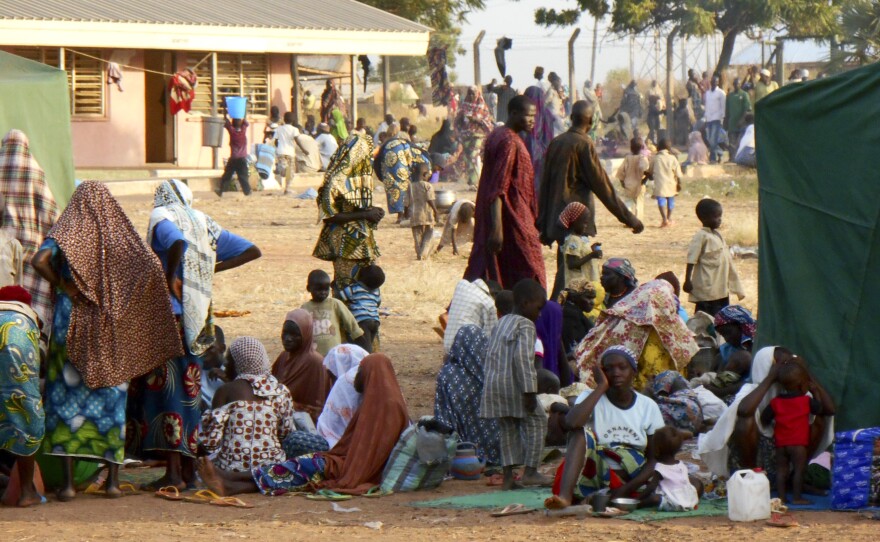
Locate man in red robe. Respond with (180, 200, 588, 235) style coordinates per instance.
(464, 95, 546, 289)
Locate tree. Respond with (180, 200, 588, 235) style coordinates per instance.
(831, 0, 880, 68)
(534, 1, 842, 74)
(361, 1, 486, 83)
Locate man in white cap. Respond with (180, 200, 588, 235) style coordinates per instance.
(755, 68, 779, 102)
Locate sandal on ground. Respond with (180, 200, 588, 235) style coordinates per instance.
(154, 486, 185, 501)
(306, 489, 352, 501)
(362, 486, 393, 498)
(183, 489, 224, 504)
(767, 512, 799, 528)
(210, 496, 254, 508)
(490, 503, 534, 517)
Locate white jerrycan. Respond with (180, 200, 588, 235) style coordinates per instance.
(727, 468, 771, 521)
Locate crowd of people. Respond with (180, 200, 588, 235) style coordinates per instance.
(0, 61, 838, 516)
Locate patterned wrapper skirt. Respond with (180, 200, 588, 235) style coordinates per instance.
(0, 309, 44, 456)
(252, 453, 327, 496)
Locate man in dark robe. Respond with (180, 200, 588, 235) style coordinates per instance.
(536, 101, 645, 299)
(464, 95, 545, 289)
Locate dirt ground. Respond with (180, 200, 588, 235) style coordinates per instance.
(1, 177, 873, 540)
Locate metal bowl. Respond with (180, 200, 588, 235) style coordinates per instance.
(435, 190, 457, 209)
(610, 498, 640, 512)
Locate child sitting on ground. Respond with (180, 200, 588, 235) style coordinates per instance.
(639, 426, 702, 510)
(761, 362, 826, 504)
(481, 279, 554, 490)
(648, 138, 682, 227)
(558, 278, 595, 357)
(409, 162, 438, 260)
(537, 369, 570, 446)
(706, 349, 751, 403)
(300, 269, 367, 355)
(558, 202, 602, 286)
(200, 326, 228, 411)
(339, 264, 384, 352)
(682, 198, 744, 317)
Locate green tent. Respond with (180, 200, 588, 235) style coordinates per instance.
(0, 51, 75, 207)
(756, 62, 880, 431)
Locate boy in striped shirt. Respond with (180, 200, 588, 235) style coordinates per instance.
(339, 264, 384, 352)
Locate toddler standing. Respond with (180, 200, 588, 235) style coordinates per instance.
(649, 138, 682, 227)
(339, 264, 385, 353)
(409, 162, 438, 260)
(481, 279, 554, 490)
(615, 138, 651, 220)
(682, 198, 744, 316)
(300, 269, 367, 355)
(558, 202, 602, 288)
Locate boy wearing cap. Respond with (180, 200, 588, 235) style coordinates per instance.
(755, 69, 779, 102)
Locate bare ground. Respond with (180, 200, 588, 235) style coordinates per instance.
(2, 179, 872, 540)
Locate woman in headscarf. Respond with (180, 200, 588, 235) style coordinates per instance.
(320, 80, 345, 124)
(576, 280, 699, 391)
(282, 344, 370, 458)
(434, 325, 500, 465)
(648, 370, 703, 433)
(272, 309, 332, 422)
(600, 257, 638, 309)
(428, 119, 461, 171)
(454, 86, 494, 187)
(330, 107, 349, 143)
(200, 337, 295, 472)
(697, 347, 835, 482)
(374, 124, 415, 221)
(313, 134, 385, 289)
(713, 305, 756, 372)
(536, 300, 572, 386)
(198, 353, 410, 496)
(138, 179, 261, 490)
(0, 129, 59, 336)
(522, 86, 557, 187)
(31, 181, 182, 500)
(0, 286, 45, 506)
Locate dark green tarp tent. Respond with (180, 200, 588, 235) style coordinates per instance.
(0, 51, 75, 207)
(756, 62, 880, 432)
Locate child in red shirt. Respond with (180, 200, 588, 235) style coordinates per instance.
(761, 362, 823, 504)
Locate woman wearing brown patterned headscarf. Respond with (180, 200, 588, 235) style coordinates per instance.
(271, 309, 332, 422)
(31, 181, 182, 501)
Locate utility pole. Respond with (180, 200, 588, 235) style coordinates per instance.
(666, 28, 679, 142)
(590, 16, 599, 83)
(568, 28, 581, 101)
(382, 55, 390, 116)
(474, 31, 485, 86)
(629, 34, 635, 79)
(681, 37, 687, 82)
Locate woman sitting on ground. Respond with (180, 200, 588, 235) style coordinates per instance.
(712, 305, 756, 374)
(600, 258, 638, 309)
(282, 343, 369, 458)
(545, 346, 665, 509)
(200, 337, 295, 472)
(199, 353, 410, 496)
(434, 325, 501, 465)
(272, 309, 332, 422)
(576, 279, 699, 391)
(697, 346, 835, 485)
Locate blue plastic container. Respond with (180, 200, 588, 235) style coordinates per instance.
(225, 96, 247, 119)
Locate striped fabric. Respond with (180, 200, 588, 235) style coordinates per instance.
(480, 314, 538, 419)
(339, 282, 380, 323)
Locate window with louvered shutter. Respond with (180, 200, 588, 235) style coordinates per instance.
(12, 47, 105, 118)
(192, 53, 269, 116)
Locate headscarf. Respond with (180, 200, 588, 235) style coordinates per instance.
(0, 129, 59, 328)
(576, 280, 699, 376)
(713, 305, 757, 344)
(321, 354, 410, 495)
(456, 87, 494, 135)
(434, 325, 500, 463)
(603, 257, 638, 288)
(523, 86, 556, 182)
(331, 108, 348, 142)
(48, 181, 183, 388)
(271, 309, 331, 422)
(559, 202, 587, 229)
(601, 345, 638, 371)
(317, 344, 369, 448)
(651, 370, 702, 433)
(229, 336, 271, 376)
(429, 120, 458, 155)
(536, 301, 564, 377)
(147, 180, 222, 355)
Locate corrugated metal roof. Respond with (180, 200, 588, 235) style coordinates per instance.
(0, 0, 430, 33)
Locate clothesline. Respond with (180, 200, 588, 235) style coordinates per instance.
(64, 48, 213, 78)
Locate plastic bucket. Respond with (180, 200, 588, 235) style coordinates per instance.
(202, 116, 225, 147)
(225, 96, 247, 119)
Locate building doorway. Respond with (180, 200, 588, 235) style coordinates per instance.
(144, 51, 175, 164)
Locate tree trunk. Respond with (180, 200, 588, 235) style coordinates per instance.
(715, 29, 740, 76)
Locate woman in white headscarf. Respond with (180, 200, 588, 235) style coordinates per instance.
(697, 346, 835, 481)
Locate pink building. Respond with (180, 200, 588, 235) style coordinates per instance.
(0, 1, 430, 169)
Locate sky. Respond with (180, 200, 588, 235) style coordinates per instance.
(452, 0, 829, 91)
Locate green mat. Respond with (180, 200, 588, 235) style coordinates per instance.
(410, 489, 728, 522)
